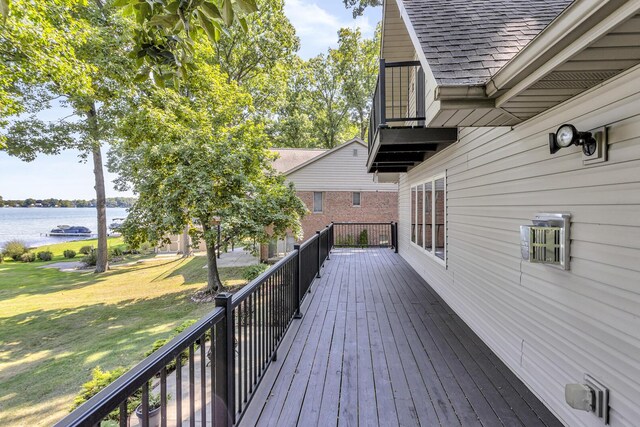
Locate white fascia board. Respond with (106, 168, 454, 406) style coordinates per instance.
(490, 0, 640, 103)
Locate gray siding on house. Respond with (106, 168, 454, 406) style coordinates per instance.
(287, 141, 398, 192)
(398, 65, 640, 427)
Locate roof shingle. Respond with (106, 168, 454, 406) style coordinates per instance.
(402, 0, 573, 85)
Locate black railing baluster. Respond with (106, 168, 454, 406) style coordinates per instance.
(141, 382, 149, 427)
(176, 353, 182, 425)
(119, 401, 127, 427)
(210, 326, 215, 423)
(160, 367, 167, 427)
(200, 336, 206, 426)
(189, 344, 195, 427)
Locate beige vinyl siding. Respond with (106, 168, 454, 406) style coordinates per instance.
(398, 64, 640, 427)
(287, 142, 398, 192)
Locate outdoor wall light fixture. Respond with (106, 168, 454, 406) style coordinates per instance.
(549, 124, 597, 156)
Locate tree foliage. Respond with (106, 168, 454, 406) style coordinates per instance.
(115, 0, 258, 88)
(110, 45, 306, 292)
(1, 0, 137, 273)
(343, 0, 382, 18)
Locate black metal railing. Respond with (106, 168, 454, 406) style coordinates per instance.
(56, 224, 334, 427)
(332, 222, 398, 252)
(368, 59, 425, 151)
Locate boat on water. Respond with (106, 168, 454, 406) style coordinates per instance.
(49, 225, 93, 236)
(109, 218, 125, 231)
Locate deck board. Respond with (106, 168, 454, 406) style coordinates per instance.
(239, 249, 563, 427)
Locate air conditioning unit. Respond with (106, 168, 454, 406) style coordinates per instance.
(520, 213, 571, 270)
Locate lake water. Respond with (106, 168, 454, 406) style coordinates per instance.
(0, 207, 129, 248)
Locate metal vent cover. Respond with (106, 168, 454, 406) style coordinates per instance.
(520, 213, 571, 270)
(530, 70, 620, 89)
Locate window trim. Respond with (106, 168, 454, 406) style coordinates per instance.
(410, 172, 446, 267)
(352, 191, 361, 207)
(312, 191, 323, 213)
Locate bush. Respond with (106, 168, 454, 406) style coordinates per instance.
(37, 251, 53, 261)
(358, 229, 369, 246)
(242, 264, 270, 281)
(79, 245, 93, 255)
(63, 249, 77, 259)
(71, 367, 135, 420)
(20, 252, 36, 263)
(3, 240, 28, 261)
(82, 249, 111, 267)
(110, 246, 124, 257)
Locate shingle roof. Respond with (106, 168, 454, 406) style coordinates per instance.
(271, 148, 327, 174)
(402, 0, 573, 85)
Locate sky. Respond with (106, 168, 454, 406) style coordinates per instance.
(0, 1, 381, 200)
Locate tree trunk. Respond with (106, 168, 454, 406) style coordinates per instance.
(181, 226, 193, 257)
(87, 103, 109, 273)
(203, 224, 222, 293)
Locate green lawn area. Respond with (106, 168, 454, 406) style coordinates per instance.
(0, 238, 249, 426)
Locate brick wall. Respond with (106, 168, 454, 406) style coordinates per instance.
(297, 190, 398, 242)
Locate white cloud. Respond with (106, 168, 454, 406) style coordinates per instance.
(284, 0, 375, 59)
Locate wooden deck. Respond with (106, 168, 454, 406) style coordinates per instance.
(239, 248, 562, 427)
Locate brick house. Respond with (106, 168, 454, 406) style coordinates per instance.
(261, 138, 398, 260)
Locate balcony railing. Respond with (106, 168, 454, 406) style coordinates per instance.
(333, 222, 398, 253)
(368, 59, 426, 153)
(56, 224, 335, 427)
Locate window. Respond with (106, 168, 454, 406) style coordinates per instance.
(352, 192, 361, 207)
(410, 173, 446, 265)
(313, 192, 323, 213)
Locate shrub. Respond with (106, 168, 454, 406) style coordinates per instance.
(140, 242, 153, 253)
(3, 240, 28, 261)
(358, 229, 369, 246)
(79, 245, 93, 255)
(63, 249, 77, 259)
(82, 249, 111, 267)
(37, 251, 53, 261)
(242, 264, 270, 281)
(110, 247, 124, 257)
(20, 252, 36, 262)
(71, 367, 135, 420)
(0, 255, 3, 264)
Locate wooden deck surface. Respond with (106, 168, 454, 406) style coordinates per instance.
(239, 248, 562, 427)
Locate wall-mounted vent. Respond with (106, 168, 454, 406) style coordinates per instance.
(520, 213, 570, 270)
(353, 148, 358, 157)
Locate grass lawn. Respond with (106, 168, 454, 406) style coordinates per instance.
(0, 238, 250, 426)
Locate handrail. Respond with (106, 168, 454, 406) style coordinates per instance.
(57, 307, 225, 426)
(56, 223, 335, 427)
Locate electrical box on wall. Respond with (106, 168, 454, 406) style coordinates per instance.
(583, 127, 608, 165)
(520, 213, 571, 270)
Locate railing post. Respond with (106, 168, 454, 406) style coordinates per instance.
(326, 224, 331, 260)
(394, 222, 399, 253)
(379, 58, 386, 126)
(316, 231, 322, 279)
(214, 293, 235, 427)
(293, 244, 302, 319)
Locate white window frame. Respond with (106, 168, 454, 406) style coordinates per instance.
(352, 192, 361, 207)
(313, 191, 323, 213)
(410, 172, 446, 267)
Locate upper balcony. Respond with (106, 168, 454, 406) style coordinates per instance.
(367, 59, 458, 177)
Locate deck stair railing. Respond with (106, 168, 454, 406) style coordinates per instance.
(55, 224, 334, 427)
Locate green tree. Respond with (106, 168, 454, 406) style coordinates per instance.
(333, 26, 380, 139)
(110, 44, 306, 293)
(342, 0, 381, 18)
(1, 0, 135, 272)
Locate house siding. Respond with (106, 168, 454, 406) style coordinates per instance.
(398, 65, 640, 427)
(286, 141, 398, 192)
